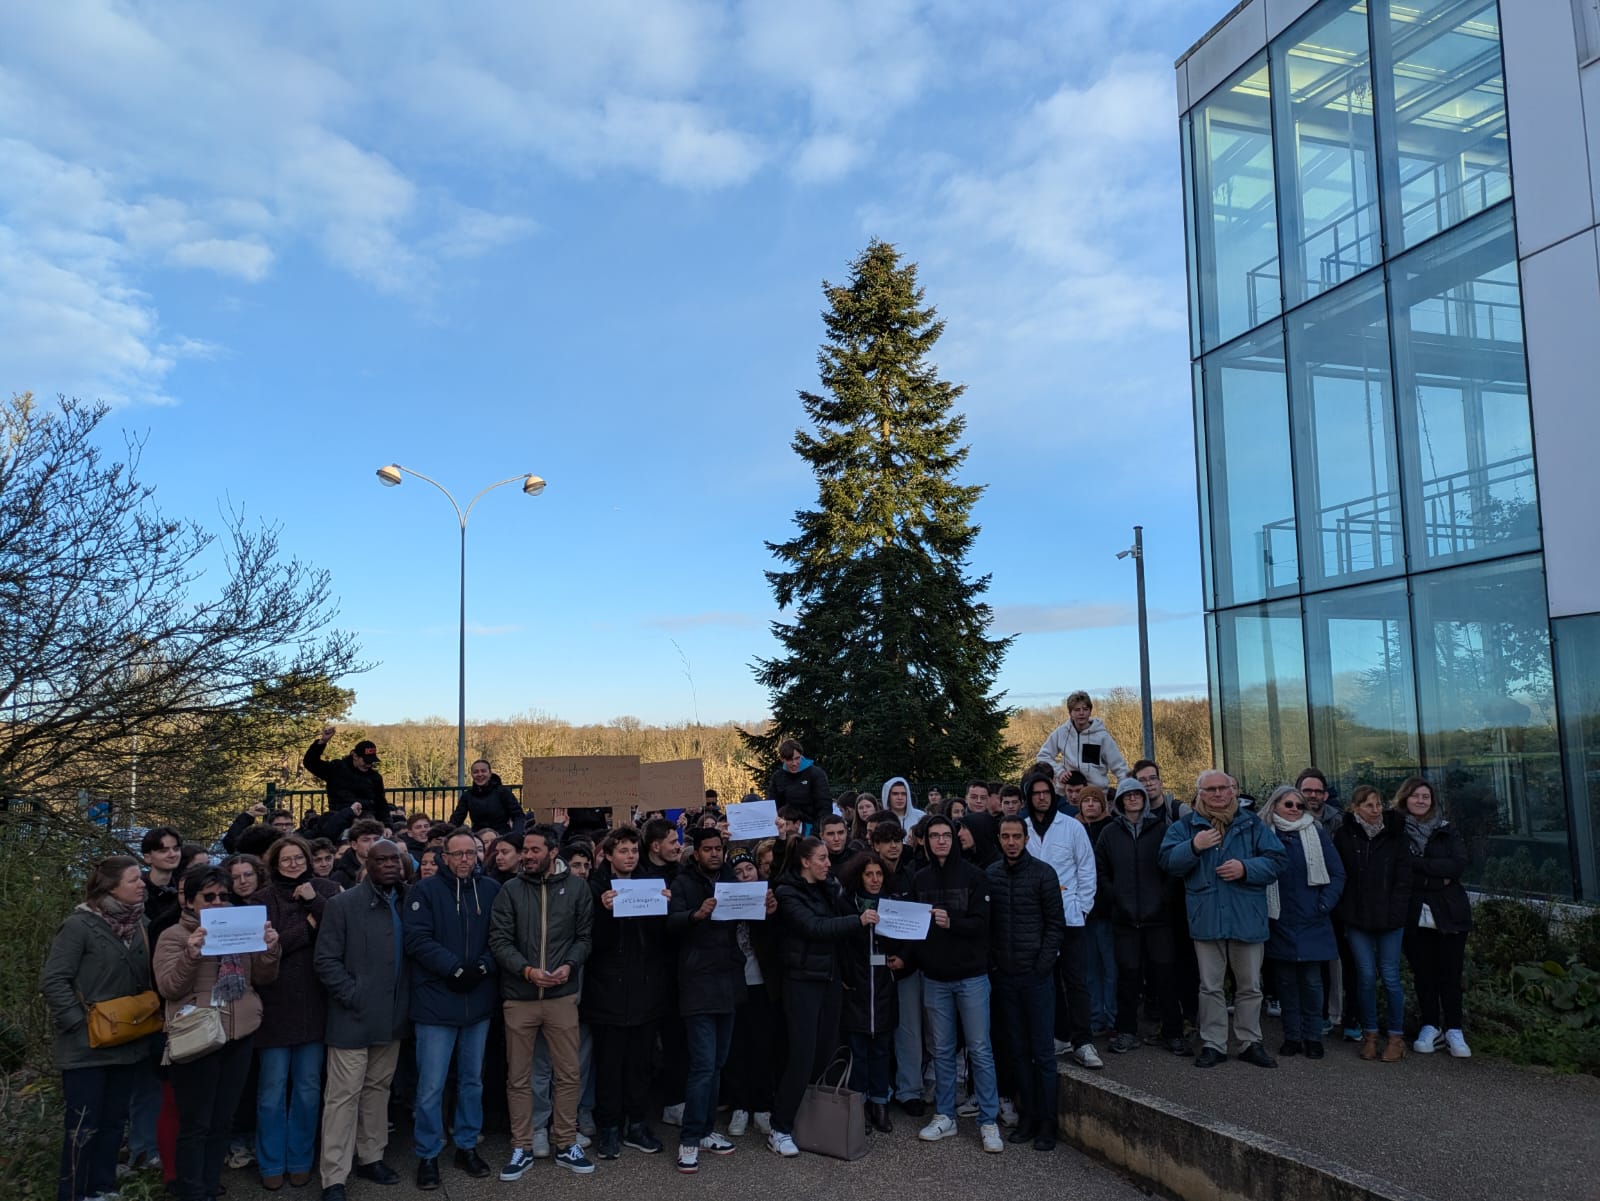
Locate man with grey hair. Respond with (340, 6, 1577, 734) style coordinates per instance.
(1158, 771, 1286, 1069)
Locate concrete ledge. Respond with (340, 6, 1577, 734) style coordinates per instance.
(1055, 1065, 1436, 1201)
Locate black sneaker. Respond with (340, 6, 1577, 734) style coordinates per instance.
(554, 1144, 596, 1175)
(1238, 1042, 1278, 1069)
(1304, 1041, 1326, 1060)
(899, 1098, 926, 1118)
(1108, 1033, 1139, 1054)
(623, 1122, 663, 1154)
(321, 1187, 346, 1201)
(1167, 1037, 1193, 1057)
(453, 1147, 491, 1178)
(1193, 1046, 1227, 1068)
(596, 1127, 622, 1160)
(1278, 1040, 1303, 1057)
(353, 1161, 399, 1186)
(499, 1148, 533, 1181)
(415, 1157, 439, 1191)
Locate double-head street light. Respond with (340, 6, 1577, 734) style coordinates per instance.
(376, 464, 546, 789)
(1116, 525, 1155, 762)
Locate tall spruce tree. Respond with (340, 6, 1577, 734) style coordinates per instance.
(745, 240, 1016, 788)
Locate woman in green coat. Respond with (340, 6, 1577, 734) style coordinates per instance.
(39, 855, 165, 1201)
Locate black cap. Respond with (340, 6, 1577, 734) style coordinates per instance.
(353, 740, 379, 763)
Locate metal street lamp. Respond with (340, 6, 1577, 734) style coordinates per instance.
(1116, 525, 1155, 761)
(375, 464, 546, 788)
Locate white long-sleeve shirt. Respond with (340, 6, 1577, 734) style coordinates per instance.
(1025, 811, 1097, 927)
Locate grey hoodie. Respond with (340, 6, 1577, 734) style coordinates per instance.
(1035, 715, 1128, 789)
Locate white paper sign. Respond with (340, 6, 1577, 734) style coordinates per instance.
(200, 904, 269, 955)
(711, 880, 769, 921)
(611, 877, 669, 918)
(724, 799, 779, 842)
(874, 898, 932, 942)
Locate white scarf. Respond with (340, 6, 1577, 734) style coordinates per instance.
(1266, 809, 1330, 920)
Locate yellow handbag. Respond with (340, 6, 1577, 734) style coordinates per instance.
(84, 991, 164, 1048)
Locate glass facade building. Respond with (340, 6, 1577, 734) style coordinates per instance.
(1178, 0, 1600, 900)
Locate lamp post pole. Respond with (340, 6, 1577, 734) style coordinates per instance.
(376, 465, 546, 789)
(1118, 525, 1155, 761)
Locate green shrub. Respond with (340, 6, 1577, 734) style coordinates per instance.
(0, 1072, 64, 1200)
(1568, 909, 1600, 972)
(1471, 898, 1552, 976)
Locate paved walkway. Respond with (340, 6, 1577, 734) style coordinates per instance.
(1068, 1021, 1600, 1201)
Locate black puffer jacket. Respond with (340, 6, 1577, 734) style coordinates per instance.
(449, 775, 525, 837)
(909, 852, 990, 983)
(1094, 809, 1173, 928)
(767, 760, 832, 829)
(1333, 810, 1412, 932)
(582, 867, 673, 1027)
(667, 863, 747, 1015)
(774, 875, 859, 984)
(985, 850, 1064, 977)
(1408, 820, 1472, 934)
(841, 896, 898, 1036)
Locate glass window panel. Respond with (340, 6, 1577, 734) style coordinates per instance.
(1373, 0, 1510, 251)
(1194, 55, 1280, 349)
(1216, 600, 1310, 796)
(1553, 615, 1600, 902)
(1193, 361, 1215, 611)
(1412, 556, 1567, 896)
(1305, 582, 1419, 795)
(1204, 328, 1298, 607)
(1182, 113, 1202, 359)
(1288, 272, 1403, 589)
(1273, 2, 1382, 305)
(1389, 205, 1536, 569)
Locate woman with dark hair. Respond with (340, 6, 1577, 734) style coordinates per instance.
(837, 851, 900, 1134)
(769, 837, 877, 1157)
(1396, 777, 1473, 1059)
(487, 836, 522, 884)
(155, 865, 281, 1201)
(449, 759, 526, 837)
(40, 855, 165, 1201)
(1262, 786, 1344, 1060)
(222, 853, 266, 902)
(255, 836, 339, 1188)
(1332, 785, 1411, 1062)
(849, 792, 879, 846)
(417, 847, 444, 879)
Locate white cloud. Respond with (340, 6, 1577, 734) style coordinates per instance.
(167, 237, 273, 280)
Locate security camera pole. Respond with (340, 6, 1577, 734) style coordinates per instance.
(1117, 526, 1154, 761)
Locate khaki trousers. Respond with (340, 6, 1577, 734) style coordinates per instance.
(504, 995, 581, 1150)
(1195, 938, 1265, 1052)
(319, 1042, 400, 1186)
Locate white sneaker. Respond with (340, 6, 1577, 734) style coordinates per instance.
(728, 1109, 749, 1136)
(753, 1111, 773, 1135)
(766, 1131, 799, 1158)
(1445, 1029, 1472, 1058)
(980, 1123, 1003, 1153)
(918, 1114, 958, 1141)
(698, 1132, 736, 1156)
(1053, 1038, 1073, 1056)
(956, 1096, 979, 1117)
(1075, 1043, 1105, 1070)
(661, 1102, 685, 1127)
(675, 1145, 698, 1174)
(1413, 1025, 1442, 1054)
(531, 1129, 551, 1158)
(998, 1097, 1019, 1128)
(575, 1131, 592, 1149)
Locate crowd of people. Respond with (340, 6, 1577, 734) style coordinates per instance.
(41, 697, 1475, 1201)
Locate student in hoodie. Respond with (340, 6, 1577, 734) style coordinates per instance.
(767, 739, 832, 832)
(1159, 771, 1286, 1069)
(1075, 787, 1117, 1038)
(910, 815, 1003, 1153)
(1095, 779, 1187, 1056)
(489, 825, 596, 1179)
(1035, 691, 1129, 791)
(723, 850, 781, 1141)
(987, 814, 1065, 1151)
(402, 830, 499, 1189)
(449, 760, 526, 838)
(870, 818, 928, 1115)
(1020, 769, 1101, 1070)
(837, 851, 901, 1135)
(880, 776, 925, 843)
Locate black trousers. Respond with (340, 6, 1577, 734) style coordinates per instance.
(169, 1036, 254, 1201)
(1053, 926, 1093, 1046)
(723, 989, 779, 1114)
(1404, 927, 1467, 1030)
(772, 980, 842, 1135)
(58, 1062, 140, 1201)
(1114, 924, 1182, 1038)
(591, 1020, 657, 1129)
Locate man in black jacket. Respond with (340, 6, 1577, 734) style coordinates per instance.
(911, 815, 1001, 1153)
(303, 726, 389, 831)
(872, 818, 928, 1115)
(766, 739, 831, 833)
(988, 814, 1065, 1150)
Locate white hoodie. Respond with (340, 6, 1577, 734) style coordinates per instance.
(880, 776, 925, 844)
(1035, 715, 1128, 789)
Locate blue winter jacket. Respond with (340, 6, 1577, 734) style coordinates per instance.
(1264, 824, 1345, 962)
(403, 870, 501, 1027)
(1158, 806, 1286, 943)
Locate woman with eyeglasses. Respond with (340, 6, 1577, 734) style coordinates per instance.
(254, 836, 339, 1188)
(154, 864, 281, 1201)
(1332, 785, 1412, 1062)
(1262, 786, 1344, 1060)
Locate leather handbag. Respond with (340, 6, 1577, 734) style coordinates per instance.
(162, 1006, 226, 1064)
(84, 991, 164, 1048)
(792, 1052, 868, 1161)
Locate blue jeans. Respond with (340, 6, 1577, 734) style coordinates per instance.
(127, 1059, 162, 1161)
(923, 975, 998, 1125)
(1347, 927, 1405, 1036)
(681, 1013, 735, 1146)
(413, 1022, 488, 1159)
(893, 972, 929, 1103)
(1085, 918, 1118, 1031)
(1270, 960, 1324, 1043)
(256, 1042, 323, 1177)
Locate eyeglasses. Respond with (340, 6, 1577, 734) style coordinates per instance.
(443, 849, 476, 858)
(277, 855, 306, 867)
(197, 890, 229, 902)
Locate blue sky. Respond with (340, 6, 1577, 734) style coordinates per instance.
(2, 0, 1220, 726)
